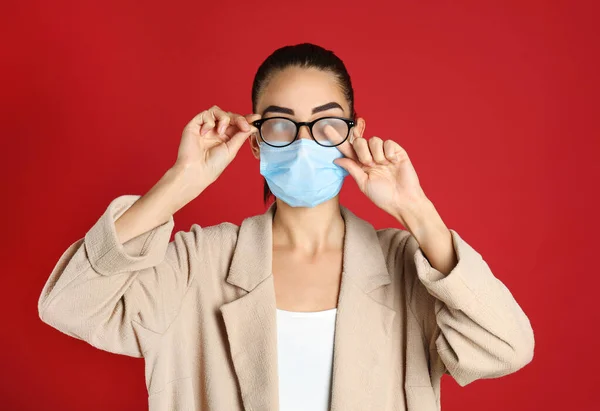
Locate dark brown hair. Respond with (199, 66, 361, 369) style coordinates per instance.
(251, 43, 356, 204)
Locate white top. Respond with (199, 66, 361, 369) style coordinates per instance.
(276, 308, 337, 411)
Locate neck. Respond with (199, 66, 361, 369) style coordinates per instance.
(271, 197, 345, 255)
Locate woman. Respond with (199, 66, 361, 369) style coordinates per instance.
(38, 43, 534, 411)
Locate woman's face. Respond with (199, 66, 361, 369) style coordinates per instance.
(250, 66, 366, 159)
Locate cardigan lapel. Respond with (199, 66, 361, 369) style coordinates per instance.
(220, 203, 396, 411)
(329, 206, 397, 410)
(220, 203, 279, 411)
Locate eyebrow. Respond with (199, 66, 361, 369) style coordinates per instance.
(261, 101, 344, 116)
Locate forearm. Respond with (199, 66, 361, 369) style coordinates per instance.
(395, 196, 457, 276)
(115, 166, 194, 244)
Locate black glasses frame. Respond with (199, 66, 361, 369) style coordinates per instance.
(252, 116, 355, 148)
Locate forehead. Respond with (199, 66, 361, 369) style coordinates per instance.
(256, 66, 349, 114)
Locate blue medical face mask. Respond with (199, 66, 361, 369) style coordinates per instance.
(259, 139, 349, 208)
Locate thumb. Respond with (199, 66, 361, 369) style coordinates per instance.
(226, 129, 254, 157)
(335, 158, 367, 190)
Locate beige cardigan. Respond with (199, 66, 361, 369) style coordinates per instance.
(38, 195, 534, 411)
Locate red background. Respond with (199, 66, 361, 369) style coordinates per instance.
(2, 0, 598, 409)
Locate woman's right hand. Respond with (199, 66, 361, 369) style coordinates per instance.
(172, 106, 261, 204)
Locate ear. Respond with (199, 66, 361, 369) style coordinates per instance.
(353, 117, 366, 138)
(249, 132, 261, 159)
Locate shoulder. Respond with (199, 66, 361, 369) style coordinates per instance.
(164, 221, 242, 283)
(173, 221, 241, 255)
(193, 221, 240, 242)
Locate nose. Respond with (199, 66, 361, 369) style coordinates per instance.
(297, 124, 312, 141)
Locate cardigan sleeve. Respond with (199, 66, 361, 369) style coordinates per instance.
(404, 229, 535, 387)
(38, 195, 201, 358)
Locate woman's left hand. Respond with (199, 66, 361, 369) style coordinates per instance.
(334, 128, 429, 227)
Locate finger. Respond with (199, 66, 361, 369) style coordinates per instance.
(187, 110, 213, 136)
(189, 109, 211, 128)
(234, 115, 251, 132)
(199, 110, 216, 136)
(319, 124, 354, 160)
(319, 123, 340, 144)
(334, 158, 368, 190)
(208, 105, 229, 120)
(222, 113, 256, 138)
(368, 136, 386, 164)
(336, 126, 359, 160)
(245, 114, 261, 133)
(208, 106, 232, 136)
(199, 106, 231, 136)
(384, 139, 402, 163)
(226, 128, 254, 156)
(217, 116, 231, 135)
(245, 113, 262, 123)
(223, 115, 249, 136)
(353, 137, 374, 166)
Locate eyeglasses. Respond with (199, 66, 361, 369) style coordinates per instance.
(252, 116, 355, 147)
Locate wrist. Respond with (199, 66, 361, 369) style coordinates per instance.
(392, 192, 430, 223)
(158, 165, 208, 215)
(396, 196, 444, 243)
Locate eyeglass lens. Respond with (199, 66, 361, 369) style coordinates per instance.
(260, 118, 349, 146)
